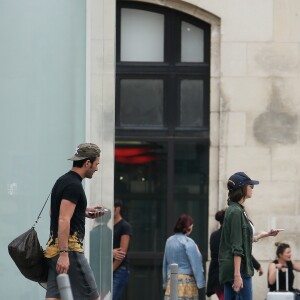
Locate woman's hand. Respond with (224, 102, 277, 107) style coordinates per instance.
(268, 229, 281, 236)
(275, 263, 284, 270)
(232, 273, 243, 292)
(258, 266, 264, 276)
(255, 229, 281, 241)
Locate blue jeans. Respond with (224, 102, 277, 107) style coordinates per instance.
(113, 266, 129, 300)
(224, 274, 252, 300)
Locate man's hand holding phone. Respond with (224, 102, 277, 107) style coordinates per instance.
(86, 206, 109, 218)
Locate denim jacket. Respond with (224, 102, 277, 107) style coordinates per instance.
(218, 201, 254, 284)
(162, 233, 205, 289)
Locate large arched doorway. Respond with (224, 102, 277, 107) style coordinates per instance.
(115, 1, 210, 299)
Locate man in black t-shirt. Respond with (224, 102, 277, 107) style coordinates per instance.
(113, 199, 132, 300)
(45, 143, 104, 300)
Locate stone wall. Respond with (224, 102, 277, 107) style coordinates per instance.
(87, 0, 300, 298)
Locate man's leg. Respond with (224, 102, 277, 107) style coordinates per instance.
(46, 257, 61, 300)
(113, 267, 129, 300)
(46, 253, 100, 300)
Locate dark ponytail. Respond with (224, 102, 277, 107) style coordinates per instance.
(215, 209, 226, 225)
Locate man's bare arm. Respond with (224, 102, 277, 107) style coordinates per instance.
(113, 235, 130, 272)
(56, 199, 76, 274)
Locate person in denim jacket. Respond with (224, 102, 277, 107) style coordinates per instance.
(219, 172, 280, 300)
(163, 214, 205, 300)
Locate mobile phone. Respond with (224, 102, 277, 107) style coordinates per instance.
(88, 208, 109, 216)
(273, 228, 285, 231)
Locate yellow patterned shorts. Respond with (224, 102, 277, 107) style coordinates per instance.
(164, 274, 198, 300)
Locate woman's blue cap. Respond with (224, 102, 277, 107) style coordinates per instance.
(227, 172, 259, 191)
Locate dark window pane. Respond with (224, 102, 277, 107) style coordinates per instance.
(180, 79, 204, 127)
(114, 141, 167, 252)
(173, 143, 208, 250)
(120, 79, 164, 127)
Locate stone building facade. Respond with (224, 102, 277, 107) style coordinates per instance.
(1, 1, 300, 299)
(88, 0, 300, 298)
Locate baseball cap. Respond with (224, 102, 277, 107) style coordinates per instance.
(227, 172, 259, 191)
(68, 143, 101, 161)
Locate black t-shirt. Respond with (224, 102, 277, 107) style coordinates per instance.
(113, 219, 132, 268)
(268, 260, 294, 291)
(45, 171, 87, 257)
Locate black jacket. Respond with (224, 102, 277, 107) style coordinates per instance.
(206, 226, 261, 296)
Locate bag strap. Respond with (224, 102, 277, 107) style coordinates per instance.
(32, 192, 51, 229)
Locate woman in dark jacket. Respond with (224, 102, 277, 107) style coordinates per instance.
(206, 210, 225, 299)
(207, 209, 264, 300)
(219, 172, 280, 300)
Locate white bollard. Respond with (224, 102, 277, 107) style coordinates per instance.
(57, 274, 74, 300)
(170, 263, 178, 300)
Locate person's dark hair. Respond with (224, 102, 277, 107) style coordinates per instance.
(275, 242, 290, 257)
(173, 214, 193, 234)
(215, 209, 226, 225)
(73, 157, 97, 168)
(227, 185, 247, 203)
(114, 199, 123, 208)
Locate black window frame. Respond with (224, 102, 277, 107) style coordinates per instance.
(116, 0, 211, 139)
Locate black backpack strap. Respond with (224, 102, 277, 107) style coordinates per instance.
(32, 192, 51, 229)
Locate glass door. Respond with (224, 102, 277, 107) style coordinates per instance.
(114, 140, 208, 300)
(115, 141, 167, 300)
(173, 142, 209, 256)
